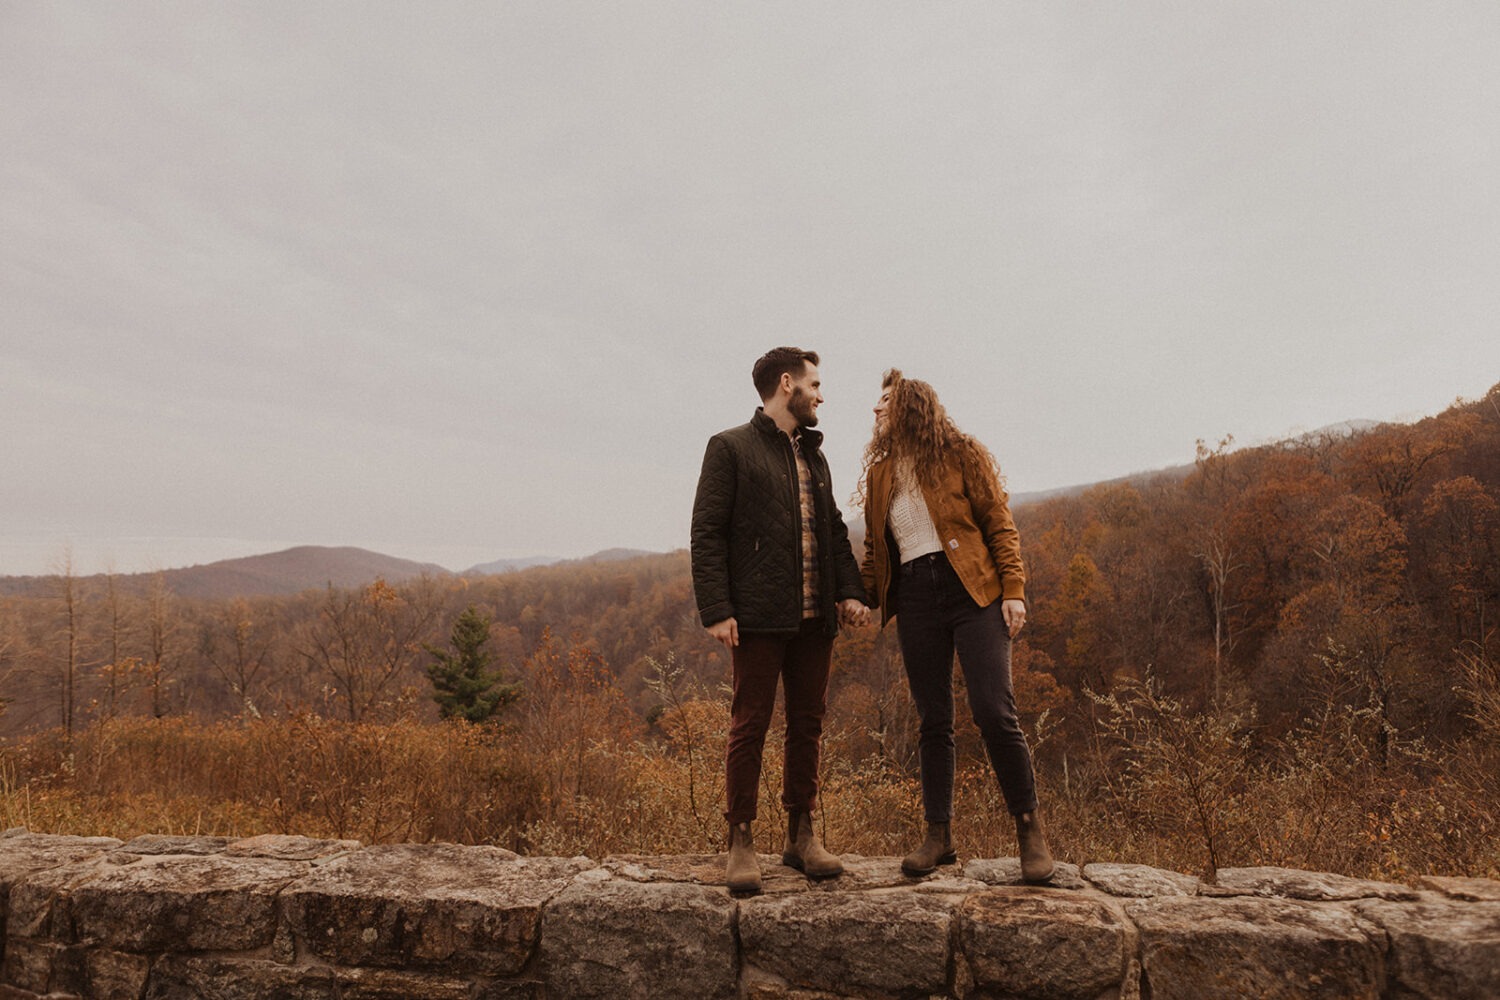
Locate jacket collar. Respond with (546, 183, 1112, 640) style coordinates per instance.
(752, 407, 822, 450)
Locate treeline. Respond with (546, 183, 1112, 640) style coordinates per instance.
(1018, 383, 1500, 745)
(0, 553, 708, 736)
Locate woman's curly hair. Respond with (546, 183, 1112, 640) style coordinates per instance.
(855, 368, 1006, 508)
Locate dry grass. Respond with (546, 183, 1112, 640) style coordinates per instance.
(3, 705, 1496, 882)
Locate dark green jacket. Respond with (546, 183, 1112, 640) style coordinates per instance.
(691, 409, 866, 636)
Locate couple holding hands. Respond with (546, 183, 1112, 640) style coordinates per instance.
(691, 346, 1052, 894)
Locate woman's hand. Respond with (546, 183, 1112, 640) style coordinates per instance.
(1001, 599, 1026, 638)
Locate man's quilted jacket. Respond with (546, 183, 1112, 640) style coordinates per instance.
(691, 408, 867, 636)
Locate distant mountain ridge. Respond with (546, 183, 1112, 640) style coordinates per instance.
(463, 555, 558, 576)
(0, 545, 666, 600)
(168, 546, 453, 599)
(1008, 418, 1380, 507)
(0, 546, 451, 600)
(462, 548, 654, 576)
(1011, 464, 1195, 507)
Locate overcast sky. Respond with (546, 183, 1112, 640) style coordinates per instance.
(3, 3, 1498, 577)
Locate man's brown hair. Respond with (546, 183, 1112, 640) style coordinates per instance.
(751, 347, 820, 401)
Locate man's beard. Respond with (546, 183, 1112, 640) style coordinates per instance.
(789, 386, 818, 427)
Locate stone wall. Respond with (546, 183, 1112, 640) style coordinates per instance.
(1, 827, 1497, 999)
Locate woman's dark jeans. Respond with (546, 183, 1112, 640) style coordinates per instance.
(895, 552, 1038, 820)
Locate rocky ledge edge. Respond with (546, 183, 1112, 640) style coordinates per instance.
(0, 828, 1497, 999)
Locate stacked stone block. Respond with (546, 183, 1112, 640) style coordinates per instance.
(1, 828, 1497, 998)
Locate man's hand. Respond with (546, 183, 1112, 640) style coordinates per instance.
(707, 617, 739, 649)
(838, 599, 870, 629)
(1001, 599, 1026, 639)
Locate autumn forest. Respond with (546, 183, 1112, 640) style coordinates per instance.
(3, 384, 1500, 881)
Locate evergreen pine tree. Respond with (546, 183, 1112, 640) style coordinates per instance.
(425, 606, 521, 722)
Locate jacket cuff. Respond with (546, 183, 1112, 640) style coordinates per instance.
(699, 602, 734, 627)
(1000, 581, 1026, 604)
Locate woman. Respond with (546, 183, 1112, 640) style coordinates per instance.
(857, 369, 1053, 881)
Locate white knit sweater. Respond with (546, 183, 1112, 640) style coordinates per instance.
(888, 462, 943, 563)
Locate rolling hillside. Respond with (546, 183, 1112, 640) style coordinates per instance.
(0, 546, 451, 600)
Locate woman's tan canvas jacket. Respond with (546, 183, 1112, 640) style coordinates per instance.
(860, 456, 1026, 626)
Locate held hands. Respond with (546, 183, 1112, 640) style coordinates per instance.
(1001, 598, 1027, 639)
(706, 617, 739, 649)
(709, 602, 870, 649)
(838, 599, 871, 629)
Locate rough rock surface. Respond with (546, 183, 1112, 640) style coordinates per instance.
(1207, 865, 1419, 902)
(957, 888, 1130, 1000)
(1419, 875, 1500, 903)
(539, 872, 736, 999)
(70, 854, 309, 952)
(1128, 895, 1383, 1000)
(1083, 862, 1200, 899)
(963, 857, 1088, 891)
(0, 830, 1496, 999)
(739, 889, 958, 997)
(1356, 898, 1500, 1000)
(279, 843, 588, 976)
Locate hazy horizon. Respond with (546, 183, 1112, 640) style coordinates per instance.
(6, 4, 1499, 577)
(0, 410, 1439, 578)
(0, 539, 647, 579)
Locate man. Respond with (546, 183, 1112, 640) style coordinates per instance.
(691, 346, 870, 894)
